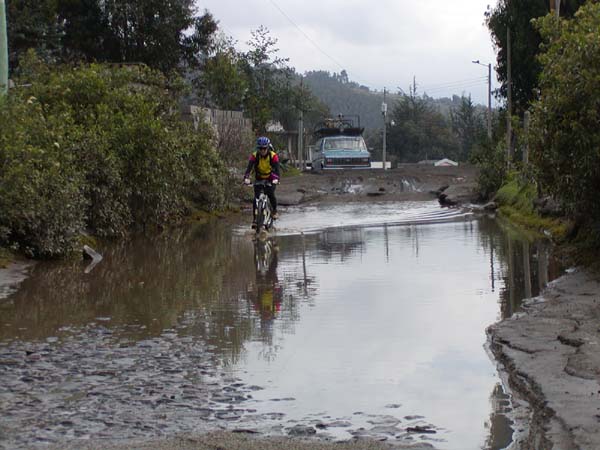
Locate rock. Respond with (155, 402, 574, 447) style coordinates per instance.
(277, 192, 304, 206)
(406, 425, 436, 434)
(437, 183, 478, 206)
(287, 424, 316, 436)
(436, 185, 450, 195)
(534, 196, 562, 217)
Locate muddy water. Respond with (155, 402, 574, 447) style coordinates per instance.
(0, 201, 561, 449)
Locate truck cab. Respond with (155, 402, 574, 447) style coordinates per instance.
(311, 115, 371, 171)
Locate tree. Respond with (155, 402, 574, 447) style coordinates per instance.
(7, 0, 218, 74)
(86, 1, 217, 73)
(387, 85, 457, 163)
(239, 25, 290, 132)
(529, 1, 600, 224)
(6, 0, 62, 70)
(200, 34, 247, 110)
(485, 0, 587, 116)
(450, 95, 486, 161)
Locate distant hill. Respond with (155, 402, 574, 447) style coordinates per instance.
(302, 70, 488, 133)
(302, 71, 387, 131)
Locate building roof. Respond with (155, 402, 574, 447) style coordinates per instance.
(434, 158, 459, 167)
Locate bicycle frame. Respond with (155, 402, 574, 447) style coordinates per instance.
(254, 180, 273, 232)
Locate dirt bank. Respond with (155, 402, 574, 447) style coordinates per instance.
(0, 260, 33, 300)
(487, 269, 600, 449)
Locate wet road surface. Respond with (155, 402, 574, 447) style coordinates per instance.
(0, 201, 562, 449)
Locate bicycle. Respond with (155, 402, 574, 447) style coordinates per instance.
(252, 180, 275, 233)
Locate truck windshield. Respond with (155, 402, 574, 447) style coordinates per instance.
(323, 137, 366, 150)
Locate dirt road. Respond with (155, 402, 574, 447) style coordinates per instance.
(488, 269, 600, 449)
(9, 162, 599, 450)
(276, 164, 480, 207)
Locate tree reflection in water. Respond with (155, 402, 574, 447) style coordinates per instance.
(477, 216, 562, 319)
(0, 214, 565, 449)
(485, 383, 514, 450)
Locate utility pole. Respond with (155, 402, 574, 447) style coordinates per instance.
(506, 26, 512, 169)
(472, 60, 493, 140)
(0, 0, 8, 95)
(298, 109, 304, 169)
(297, 76, 304, 169)
(523, 110, 530, 166)
(487, 63, 492, 140)
(381, 88, 387, 170)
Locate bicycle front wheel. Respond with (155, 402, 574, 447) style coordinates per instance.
(256, 200, 265, 232)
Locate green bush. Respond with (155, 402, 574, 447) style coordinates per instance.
(0, 53, 227, 257)
(470, 140, 507, 201)
(0, 96, 87, 257)
(495, 173, 536, 213)
(530, 3, 600, 224)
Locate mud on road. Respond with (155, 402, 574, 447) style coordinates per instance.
(276, 164, 480, 207)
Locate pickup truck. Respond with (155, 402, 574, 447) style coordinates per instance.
(310, 115, 371, 171)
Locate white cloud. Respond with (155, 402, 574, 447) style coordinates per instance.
(196, 0, 498, 105)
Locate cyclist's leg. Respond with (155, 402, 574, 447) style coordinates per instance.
(252, 185, 261, 227)
(266, 185, 278, 218)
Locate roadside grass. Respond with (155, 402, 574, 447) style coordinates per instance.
(495, 176, 570, 242)
(0, 247, 14, 269)
(559, 223, 600, 274)
(281, 164, 302, 178)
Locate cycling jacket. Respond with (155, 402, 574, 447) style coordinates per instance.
(244, 150, 280, 181)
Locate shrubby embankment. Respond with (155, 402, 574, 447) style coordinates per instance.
(0, 53, 227, 258)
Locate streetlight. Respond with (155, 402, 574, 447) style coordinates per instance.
(472, 60, 492, 140)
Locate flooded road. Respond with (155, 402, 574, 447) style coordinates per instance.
(0, 201, 561, 449)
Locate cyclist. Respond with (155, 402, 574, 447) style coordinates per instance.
(244, 136, 280, 228)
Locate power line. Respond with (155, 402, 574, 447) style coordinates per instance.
(265, 0, 347, 73)
(218, 2, 491, 100)
(424, 81, 488, 94)
(420, 76, 487, 91)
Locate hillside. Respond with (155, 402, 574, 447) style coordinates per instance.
(302, 70, 488, 134)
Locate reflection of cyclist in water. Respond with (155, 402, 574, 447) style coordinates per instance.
(252, 239, 282, 323)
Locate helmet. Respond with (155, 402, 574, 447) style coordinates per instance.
(256, 136, 271, 149)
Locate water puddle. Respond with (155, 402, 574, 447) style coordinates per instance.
(0, 203, 562, 449)
(240, 200, 472, 235)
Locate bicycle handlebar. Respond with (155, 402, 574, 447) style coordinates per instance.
(244, 179, 278, 187)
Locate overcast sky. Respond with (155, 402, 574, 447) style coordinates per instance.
(195, 0, 499, 106)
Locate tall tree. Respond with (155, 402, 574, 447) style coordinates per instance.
(387, 85, 457, 163)
(6, 0, 62, 70)
(88, 1, 217, 73)
(198, 34, 247, 110)
(450, 95, 486, 161)
(54, 0, 104, 62)
(239, 25, 290, 132)
(485, 0, 586, 116)
(529, 1, 600, 224)
(7, 0, 218, 74)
